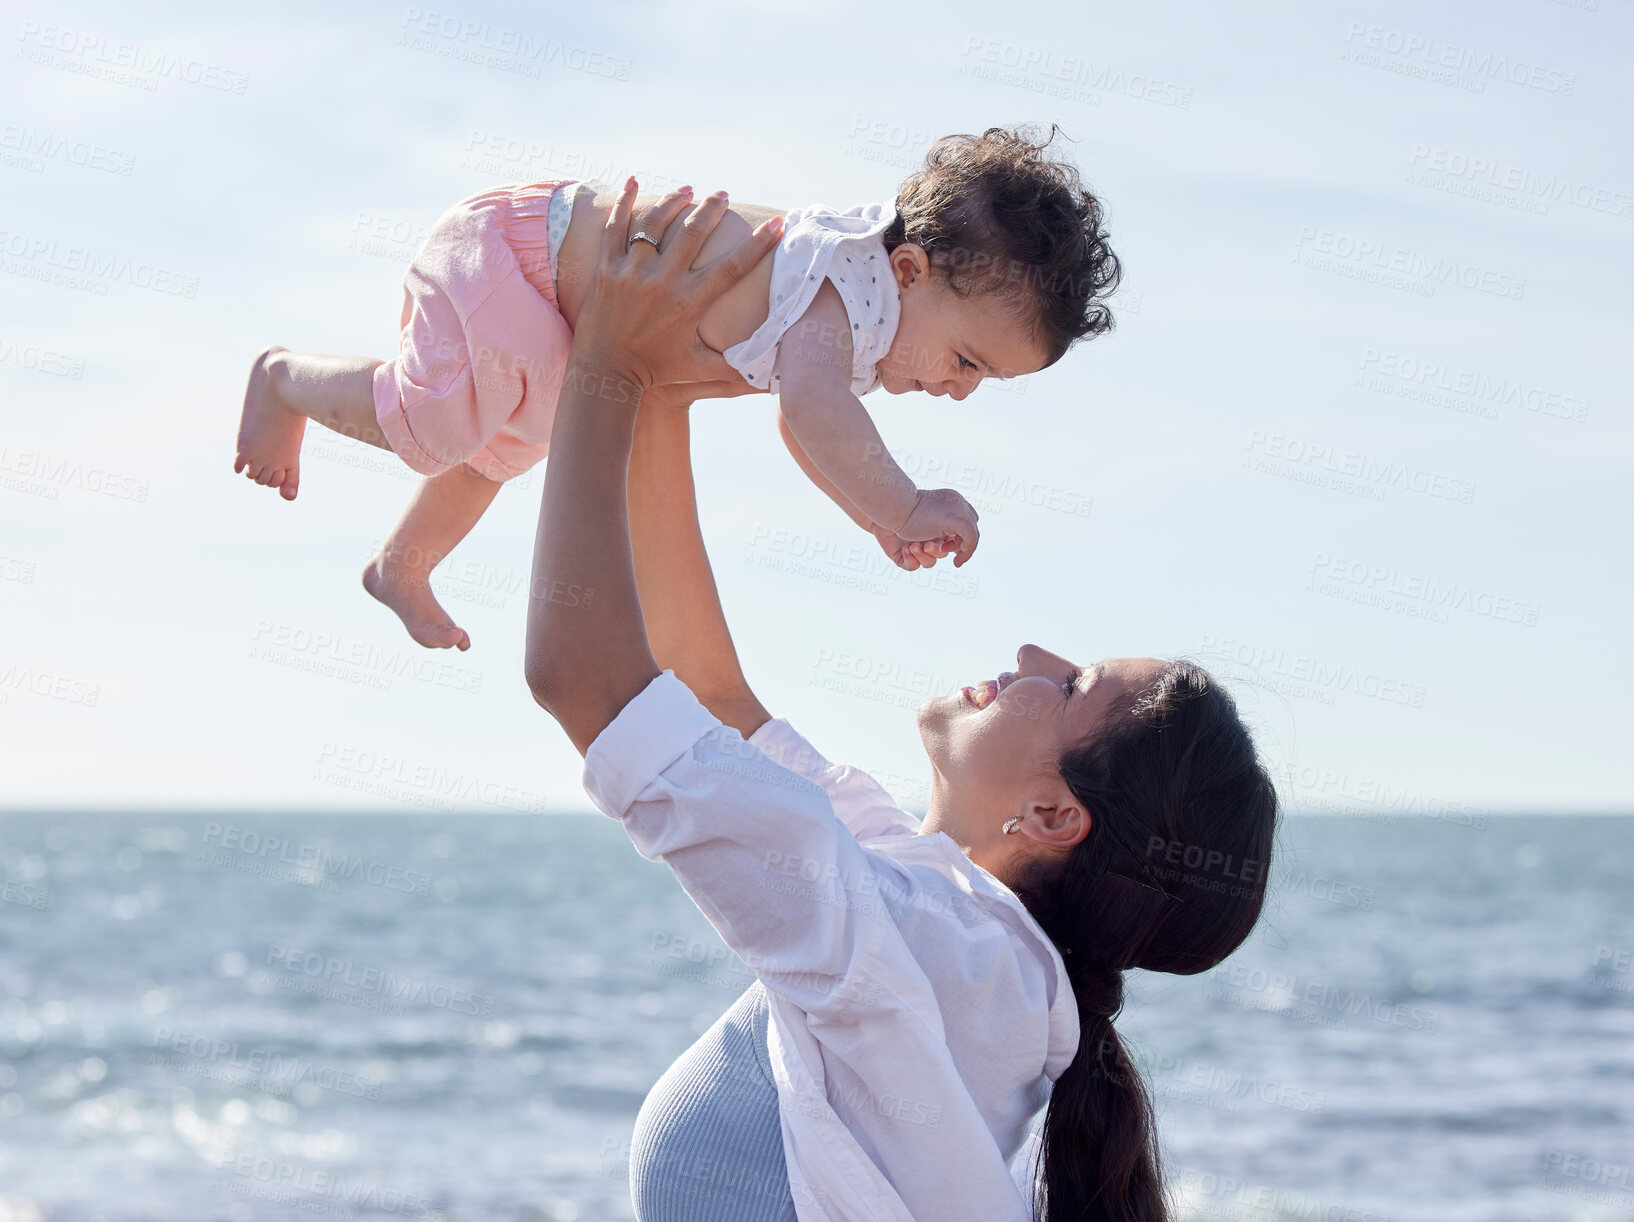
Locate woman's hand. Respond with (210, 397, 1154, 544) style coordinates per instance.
(526, 179, 779, 755)
(568, 179, 784, 395)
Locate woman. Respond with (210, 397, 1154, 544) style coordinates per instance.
(526, 182, 1278, 1221)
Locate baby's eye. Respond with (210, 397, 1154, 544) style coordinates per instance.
(957, 354, 977, 371)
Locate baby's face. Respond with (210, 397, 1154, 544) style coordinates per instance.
(874, 245, 1051, 398)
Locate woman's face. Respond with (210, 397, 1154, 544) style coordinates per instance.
(917, 646, 1169, 879)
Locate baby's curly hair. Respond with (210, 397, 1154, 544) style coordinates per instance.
(882, 124, 1121, 367)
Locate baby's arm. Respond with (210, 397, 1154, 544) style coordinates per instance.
(776, 282, 980, 563)
(776, 412, 954, 571)
(774, 408, 872, 531)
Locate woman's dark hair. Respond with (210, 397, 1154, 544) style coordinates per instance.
(1011, 660, 1279, 1221)
(881, 123, 1122, 367)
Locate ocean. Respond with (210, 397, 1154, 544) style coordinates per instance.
(0, 811, 1629, 1221)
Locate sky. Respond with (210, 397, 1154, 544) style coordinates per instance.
(1, 0, 1629, 815)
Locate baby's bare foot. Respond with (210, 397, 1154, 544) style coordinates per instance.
(362, 557, 471, 651)
(235, 346, 307, 501)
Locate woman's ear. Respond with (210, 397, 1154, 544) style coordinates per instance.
(1029, 790, 1091, 853)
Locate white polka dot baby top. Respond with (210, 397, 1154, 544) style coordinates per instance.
(722, 201, 901, 397)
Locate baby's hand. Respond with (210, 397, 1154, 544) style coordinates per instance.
(870, 525, 958, 572)
(895, 488, 980, 566)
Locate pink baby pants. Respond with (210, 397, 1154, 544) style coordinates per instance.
(372, 181, 576, 483)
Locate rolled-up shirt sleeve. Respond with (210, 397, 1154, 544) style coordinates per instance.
(581, 671, 936, 1027)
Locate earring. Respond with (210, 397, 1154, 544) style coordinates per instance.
(1002, 817, 1022, 836)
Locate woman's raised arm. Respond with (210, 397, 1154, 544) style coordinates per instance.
(523, 181, 782, 754)
(627, 388, 772, 739)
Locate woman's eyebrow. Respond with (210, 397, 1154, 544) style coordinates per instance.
(1068, 662, 1102, 698)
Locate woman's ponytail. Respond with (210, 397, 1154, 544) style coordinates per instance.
(1032, 956, 1165, 1221)
(1013, 660, 1279, 1222)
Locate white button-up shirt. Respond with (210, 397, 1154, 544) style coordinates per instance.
(581, 671, 1080, 1221)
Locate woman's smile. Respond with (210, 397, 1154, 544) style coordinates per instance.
(959, 672, 1017, 710)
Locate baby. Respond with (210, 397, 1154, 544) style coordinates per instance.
(234, 125, 1120, 650)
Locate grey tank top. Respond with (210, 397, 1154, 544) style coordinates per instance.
(629, 981, 798, 1221)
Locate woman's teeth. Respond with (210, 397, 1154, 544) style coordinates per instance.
(970, 681, 996, 709)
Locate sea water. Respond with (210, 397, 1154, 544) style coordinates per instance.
(0, 812, 1629, 1221)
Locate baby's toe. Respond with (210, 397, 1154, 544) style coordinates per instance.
(428, 622, 467, 650)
